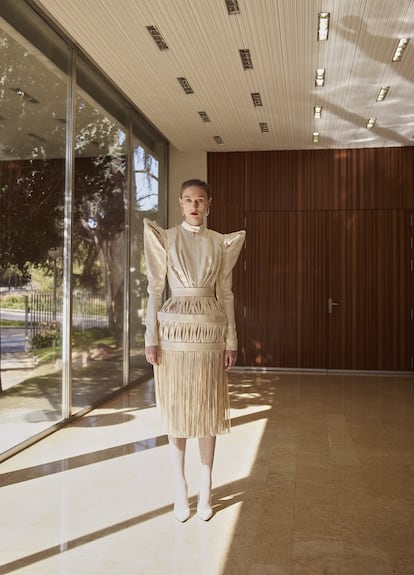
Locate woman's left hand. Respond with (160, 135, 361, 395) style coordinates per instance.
(145, 345, 160, 365)
(224, 350, 237, 370)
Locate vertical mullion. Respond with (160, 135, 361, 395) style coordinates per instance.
(61, 47, 76, 419)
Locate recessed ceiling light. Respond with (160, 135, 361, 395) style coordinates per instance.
(198, 111, 211, 122)
(177, 77, 194, 94)
(27, 132, 47, 143)
(213, 136, 224, 145)
(314, 106, 322, 118)
(239, 49, 253, 70)
(10, 87, 39, 103)
(312, 132, 319, 142)
(251, 92, 263, 106)
(366, 118, 376, 129)
(225, 0, 240, 14)
(146, 25, 169, 50)
(317, 12, 330, 41)
(315, 68, 325, 87)
(392, 38, 409, 62)
(376, 86, 390, 101)
(260, 122, 269, 133)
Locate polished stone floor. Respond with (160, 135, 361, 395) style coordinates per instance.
(0, 370, 413, 575)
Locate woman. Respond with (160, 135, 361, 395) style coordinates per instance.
(144, 179, 245, 522)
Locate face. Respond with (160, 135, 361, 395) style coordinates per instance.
(179, 185, 212, 226)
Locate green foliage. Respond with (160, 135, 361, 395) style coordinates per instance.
(0, 319, 25, 327)
(29, 264, 56, 291)
(31, 325, 111, 352)
(72, 327, 110, 350)
(31, 321, 60, 349)
(0, 293, 27, 309)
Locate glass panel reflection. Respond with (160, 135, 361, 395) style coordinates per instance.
(72, 92, 127, 411)
(129, 141, 160, 380)
(0, 18, 69, 454)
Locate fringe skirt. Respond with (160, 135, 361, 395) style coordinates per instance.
(154, 292, 230, 438)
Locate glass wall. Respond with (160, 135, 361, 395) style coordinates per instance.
(129, 116, 167, 381)
(0, 10, 70, 454)
(130, 140, 162, 379)
(71, 59, 129, 412)
(0, 1, 167, 460)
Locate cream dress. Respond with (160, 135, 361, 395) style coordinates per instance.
(143, 218, 245, 438)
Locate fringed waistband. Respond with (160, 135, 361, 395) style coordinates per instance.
(171, 287, 215, 297)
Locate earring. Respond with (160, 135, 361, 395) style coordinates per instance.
(206, 207, 210, 217)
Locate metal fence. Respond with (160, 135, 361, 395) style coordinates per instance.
(28, 292, 108, 337)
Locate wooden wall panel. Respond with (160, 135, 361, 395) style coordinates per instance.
(207, 152, 247, 359)
(243, 212, 327, 368)
(239, 147, 414, 212)
(208, 147, 414, 371)
(207, 151, 246, 233)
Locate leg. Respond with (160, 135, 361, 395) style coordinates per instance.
(197, 436, 216, 518)
(168, 436, 189, 521)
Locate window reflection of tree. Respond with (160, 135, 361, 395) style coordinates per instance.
(134, 145, 159, 212)
(0, 119, 162, 355)
(130, 144, 160, 354)
(0, 148, 128, 348)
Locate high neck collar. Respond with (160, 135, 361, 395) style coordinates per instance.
(181, 220, 206, 233)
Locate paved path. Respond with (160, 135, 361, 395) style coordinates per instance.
(0, 327, 26, 353)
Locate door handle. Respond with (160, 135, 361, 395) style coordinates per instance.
(328, 297, 339, 314)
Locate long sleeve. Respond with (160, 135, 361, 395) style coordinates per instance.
(216, 230, 246, 350)
(143, 218, 167, 346)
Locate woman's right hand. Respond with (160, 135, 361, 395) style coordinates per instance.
(145, 346, 160, 366)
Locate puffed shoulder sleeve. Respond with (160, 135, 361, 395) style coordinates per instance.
(143, 218, 167, 346)
(216, 230, 246, 350)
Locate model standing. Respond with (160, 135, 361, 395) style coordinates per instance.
(144, 179, 245, 522)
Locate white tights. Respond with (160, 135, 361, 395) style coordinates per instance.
(168, 435, 216, 509)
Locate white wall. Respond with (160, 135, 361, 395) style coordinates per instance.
(168, 146, 207, 227)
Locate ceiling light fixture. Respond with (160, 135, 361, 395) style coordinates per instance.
(177, 77, 194, 94)
(27, 132, 47, 143)
(315, 68, 325, 87)
(146, 25, 169, 50)
(10, 87, 39, 103)
(239, 49, 253, 69)
(213, 136, 224, 145)
(225, 0, 240, 14)
(260, 123, 269, 133)
(314, 106, 322, 118)
(198, 111, 211, 122)
(366, 118, 376, 129)
(317, 12, 330, 41)
(376, 86, 390, 101)
(251, 92, 263, 106)
(312, 132, 319, 143)
(392, 38, 409, 62)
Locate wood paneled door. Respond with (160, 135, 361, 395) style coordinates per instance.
(242, 210, 413, 371)
(327, 210, 412, 371)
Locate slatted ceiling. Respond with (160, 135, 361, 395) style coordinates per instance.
(12, 0, 414, 152)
